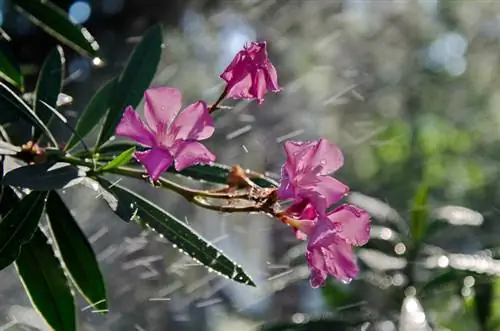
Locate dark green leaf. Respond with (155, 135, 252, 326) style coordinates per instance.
(474, 277, 494, 331)
(14, 0, 99, 57)
(46, 192, 107, 312)
(410, 184, 429, 242)
(33, 46, 64, 141)
(0, 81, 57, 145)
(321, 280, 355, 310)
(15, 228, 76, 331)
(96, 140, 141, 156)
(97, 147, 135, 172)
(3, 163, 84, 191)
(97, 177, 255, 286)
(0, 47, 23, 89)
(65, 78, 117, 152)
(0, 191, 47, 271)
(96, 24, 162, 147)
(420, 269, 462, 295)
(261, 319, 360, 331)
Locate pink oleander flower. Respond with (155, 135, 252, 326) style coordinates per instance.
(115, 87, 216, 181)
(278, 139, 349, 218)
(220, 41, 282, 104)
(287, 203, 371, 287)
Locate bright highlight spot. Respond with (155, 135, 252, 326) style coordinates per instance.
(92, 57, 103, 67)
(69, 1, 91, 24)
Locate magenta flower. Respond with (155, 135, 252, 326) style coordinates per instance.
(220, 41, 282, 104)
(278, 139, 349, 217)
(289, 203, 371, 287)
(115, 87, 216, 181)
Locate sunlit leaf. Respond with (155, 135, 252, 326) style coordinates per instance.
(97, 147, 135, 172)
(15, 228, 76, 331)
(46, 192, 107, 312)
(400, 295, 432, 331)
(2, 163, 85, 191)
(0, 191, 47, 271)
(96, 24, 162, 147)
(65, 78, 117, 152)
(97, 177, 256, 286)
(13, 0, 99, 57)
(410, 184, 429, 242)
(33, 46, 64, 141)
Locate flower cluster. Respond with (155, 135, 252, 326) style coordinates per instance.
(114, 41, 370, 287)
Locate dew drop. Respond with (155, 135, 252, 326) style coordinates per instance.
(341, 278, 352, 285)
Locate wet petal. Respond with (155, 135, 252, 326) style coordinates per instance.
(277, 164, 296, 200)
(115, 106, 155, 146)
(250, 70, 267, 104)
(329, 204, 371, 246)
(220, 52, 245, 82)
(265, 61, 282, 92)
(225, 73, 254, 100)
(134, 148, 173, 181)
(322, 238, 359, 282)
(144, 87, 182, 131)
(306, 248, 328, 288)
(171, 101, 214, 141)
(308, 138, 344, 175)
(171, 141, 216, 171)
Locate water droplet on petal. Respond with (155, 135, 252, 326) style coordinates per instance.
(341, 278, 352, 284)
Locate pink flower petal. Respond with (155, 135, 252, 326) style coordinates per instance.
(322, 238, 359, 282)
(171, 141, 216, 171)
(283, 139, 344, 176)
(250, 70, 267, 104)
(264, 61, 282, 92)
(306, 248, 328, 288)
(171, 101, 215, 141)
(309, 139, 344, 176)
(299, 176, 349, 213)
(134, 148, 173, 181)
(115, 106, 155, 146)
(329, 204, 371, 246)
(277, 164, 295, 201)
(225, 73, 254, 100)
(144, 87, 182, 131)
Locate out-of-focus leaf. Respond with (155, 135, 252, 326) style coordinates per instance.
(410, 184, 429, 242)
(0, 191, 47, 271)
(13, 0, 99, 57)
(434, 205, 483, 227)
(420, 269, 462, 295)
(65, 78, 117, 152)
(97, 177, 256, 286)
(0, 82, 57, 145)
(0, 47, 23, 89)
(15, 228, 76, 331)
(96, 24, 162, 147)
(261, 318, 360, 331)
(321, 280, 355, 311)
(97, 147, 135, 172)
(473, 277, 494, 331)
(400, 295, 432, 331)
(46, 192, 107, 312)
(2, 163, 85, 191)
(32, 46, 64, 141)
(0, 140, 21, 155)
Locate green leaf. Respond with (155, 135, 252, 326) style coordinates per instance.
(0, 191, 47, 271)
(15, 228, 76, 331)
(0, 47, 23, 89)
(0, 81, 57, 145)
(65, 78, 117, 152)
(97, 146, 135, 172)
(97, 140, 141, 156)
(2, 163, 84, 191)
(33, 46, 64, 141)
(96, 24, 163, 147)
(46, 191, 107, 312)
(473, 277, 494, 331)
(410, 184, 429, 242)
(13, 0, 99, 58)
(420, 269, 463, 295)
(97, 177, 256, 286)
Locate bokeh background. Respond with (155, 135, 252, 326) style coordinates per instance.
(3, 0, 500, 330)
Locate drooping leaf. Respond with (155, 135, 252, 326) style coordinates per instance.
(96, 24, 163, 147)
(0, 46, 23, 89)
(410, 184, 429, 242)
(46, 191, 107, 312)
(13, 0, 99, 57)
(33, 46, 65, 141)
(15, 227, 76, 331)
(65, 78, 117, 152)
(0, 82, 57, 145)
(97, 177, 256, 286)
(97, 147, 135, 172)
(2, 163, 85, 191)
(0, 191, 47, 271)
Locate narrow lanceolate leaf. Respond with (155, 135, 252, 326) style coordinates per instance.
(65, 78, 117, 152)
(46, 192, 107, 312)
(0, 82, 57, 145)
(0, 48, 23, 89)
(15, 228, 76, 331)
(96, 24, 163, 147)
(2, 163, 85, 191)
(0, 191, 47, 271)
(97, 177, 256, 286)
(13, 0, 99, 58)
(97, 147, 135, 172)
(410, 184, 429, 242)
(33, 46, 64, 141)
